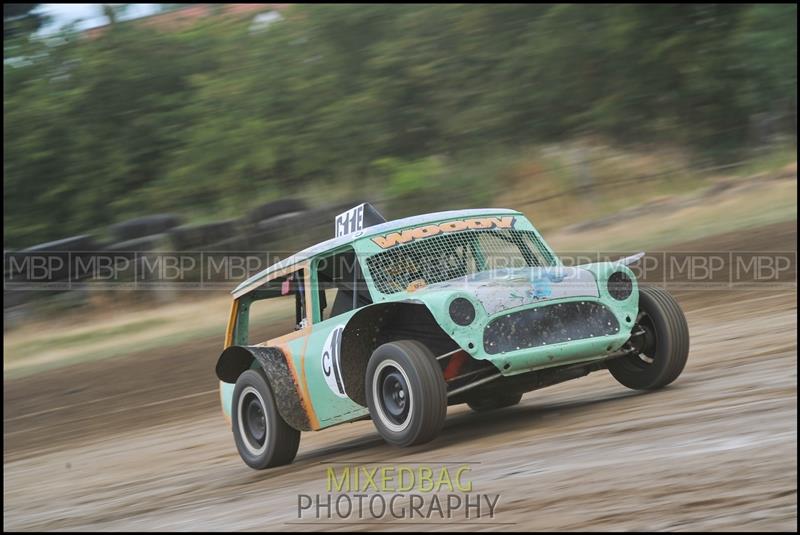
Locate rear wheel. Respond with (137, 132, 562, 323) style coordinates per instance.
(366, 340, 447, 447)
(232, 369, 300, 469)
(467, 392, 523, 412)
(608, 286, 690, 390)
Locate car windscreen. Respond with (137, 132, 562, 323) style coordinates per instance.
(365, 229, 556, 294)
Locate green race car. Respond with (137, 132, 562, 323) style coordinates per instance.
(215, 205, 689, 469)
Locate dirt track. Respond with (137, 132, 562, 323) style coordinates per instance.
(3, 222, 797, 531)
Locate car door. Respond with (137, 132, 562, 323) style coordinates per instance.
(301, 249, 371, 427)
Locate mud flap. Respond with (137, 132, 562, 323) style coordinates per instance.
(215, 345, 311, 431)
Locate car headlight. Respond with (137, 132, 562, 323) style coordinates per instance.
(449, 297, 476, 326)
(607, 271, 633, 300)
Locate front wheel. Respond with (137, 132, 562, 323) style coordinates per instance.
(366, 340, 447, 447)
(608, 286, 690, 390)
(232, 369, 301, 469)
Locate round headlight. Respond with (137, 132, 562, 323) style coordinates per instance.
(449, 297, 476, 326)
(607, 271, 633, 300)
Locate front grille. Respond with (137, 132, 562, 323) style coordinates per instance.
(483, 301, 619, 355)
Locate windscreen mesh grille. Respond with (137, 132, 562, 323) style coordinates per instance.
(365, 229, 555, 294)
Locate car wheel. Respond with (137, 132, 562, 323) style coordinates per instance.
(608, 286, 690, 390)
(467, 392, 523, 412)
(366, 340, 447, 447)
(232, 369, 300, 469)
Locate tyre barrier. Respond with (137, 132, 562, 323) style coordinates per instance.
(5, 235, 99, 284)
(168, 220, 238, 251)
(244, 199, 308, 226)
(4, 201, 376, 311)
(109, 214, 182, 242)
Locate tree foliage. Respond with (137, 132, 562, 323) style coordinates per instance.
(4, 3, 46, 40)
(4, 4, 797, 247)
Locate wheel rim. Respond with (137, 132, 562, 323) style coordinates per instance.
(628, 310, 658, 368)
(238, 386, 268, 456)
(381, 369, 410, 422)
(372, 359, 413, 432)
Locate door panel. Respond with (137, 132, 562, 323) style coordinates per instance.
(300, 310, 369, 426)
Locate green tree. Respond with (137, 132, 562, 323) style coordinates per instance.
(4, 3, 46, 40)
(4, 4, 797, 247)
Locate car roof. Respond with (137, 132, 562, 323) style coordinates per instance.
(231, 208, 521, 298)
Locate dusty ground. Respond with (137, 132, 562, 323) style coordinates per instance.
(3, 222, 797, 531)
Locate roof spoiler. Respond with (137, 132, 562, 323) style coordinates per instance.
(335, 202, 386, 238)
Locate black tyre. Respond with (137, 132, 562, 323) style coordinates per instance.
(608, 286, 690, 390)
(366, 340, 447, 447)
(232, 369, 301, 469)
(467, 392, 523, 412)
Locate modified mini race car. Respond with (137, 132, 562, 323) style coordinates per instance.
(215, 204, 689, 469)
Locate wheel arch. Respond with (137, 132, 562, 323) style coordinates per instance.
(339, 301, 459, 406)
(215, 345, 312, 431)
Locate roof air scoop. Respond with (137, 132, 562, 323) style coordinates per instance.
(335, 202, 386, 238)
